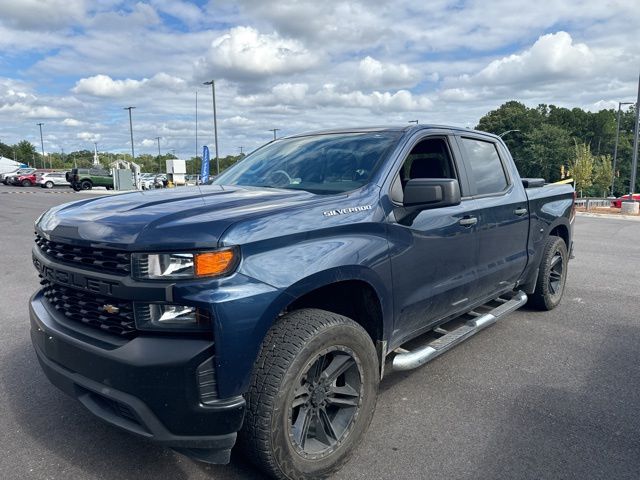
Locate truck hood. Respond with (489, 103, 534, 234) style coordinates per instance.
(37, 185, 322, 250)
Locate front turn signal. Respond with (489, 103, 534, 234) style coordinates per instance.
(194, 249, 238, 277)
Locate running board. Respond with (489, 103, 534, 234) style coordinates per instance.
(392, 291, 528, 371)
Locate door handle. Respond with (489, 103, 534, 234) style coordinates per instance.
(459, 216, 478, 227)
(514, 208, 528, 216)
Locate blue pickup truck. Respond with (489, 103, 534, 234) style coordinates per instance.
(30, 125, 574, 479)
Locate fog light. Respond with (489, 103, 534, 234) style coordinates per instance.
(134, 303, 211, 332)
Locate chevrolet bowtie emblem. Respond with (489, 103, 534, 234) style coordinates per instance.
(102, 304, 120, 314)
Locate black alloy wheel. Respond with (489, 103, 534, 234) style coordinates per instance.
(530, 235, 568, 310)
(289, 347, 363, 458)
(548, 251, 564, 295)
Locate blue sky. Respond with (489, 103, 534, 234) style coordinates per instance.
(0, 0, 638, 159)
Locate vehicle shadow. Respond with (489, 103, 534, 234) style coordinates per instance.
(0, 339, 266, 479)
(471, 324, 640, 479)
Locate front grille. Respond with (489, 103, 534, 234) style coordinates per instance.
(35, 234, 130, 276)
(41, 279, 136, 337)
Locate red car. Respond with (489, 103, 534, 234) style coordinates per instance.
(15, 173, 37, 187)
(611, 194, 640, 208)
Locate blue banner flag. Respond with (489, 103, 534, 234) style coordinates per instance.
(201, 146, 210, 183)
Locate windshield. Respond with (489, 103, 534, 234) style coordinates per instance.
(213, 131, 402, 194)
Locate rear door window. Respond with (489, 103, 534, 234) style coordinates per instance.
(459, 137, 509, 196)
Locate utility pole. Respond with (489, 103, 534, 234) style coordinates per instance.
(630, 73, 640, 200)
(408, 120, 419, 124)
(155, 136, 161, 173)
(202, 80, 219, 175)
(124, 106, 136, 162)
(269, 128, 280, 140)
(239, 146, 244, 155)
(611, 101, 635, 196)
(36, 122, 46, 168)
(195, 89, 199, 166)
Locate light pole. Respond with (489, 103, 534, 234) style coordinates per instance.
(408, 120, 418, 125)
(155, 136, 161, 173)
(36, 122, 46, 168)
(269, 128, 280, 140)
(629, 73, 640, 200)
(124, 106, 136, 162)
(611, 101, 635, 196)
(499, 129, 520, 138)
(202, 80, 219, 175)
(195, 89, 199, 166)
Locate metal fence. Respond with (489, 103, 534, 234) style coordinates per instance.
(574, 198, 612, 210)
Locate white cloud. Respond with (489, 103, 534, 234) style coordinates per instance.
(0, 103, 67, 118)
(357, 57, 419, 89)
(196, 26, 320, 81)
(0, 0, 86, 30)
(62, 118, 82, 127)
(476, 32, 595, 85)
(151, 0, 203, 25)
(76, 132, 101, 142)
(73, 75, 144, 97)
(72, 73, 186, 98)
(236, 83, 432, 113)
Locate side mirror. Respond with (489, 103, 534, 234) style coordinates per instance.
(403, 178, 461, 210)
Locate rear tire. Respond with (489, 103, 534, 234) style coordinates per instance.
(240, 309, 379, 480)
(44, 181, 54, 189)
(80, 180, 92, 190)
(21, 179, 32, 187)
(529, 235, 568, 310)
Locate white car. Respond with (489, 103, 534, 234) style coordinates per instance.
(37, 172, 70, 189)
(139, 173, 157, 190)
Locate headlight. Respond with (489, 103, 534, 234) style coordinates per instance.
(135, 303, 211, 332)
(131, 248, 238, 280)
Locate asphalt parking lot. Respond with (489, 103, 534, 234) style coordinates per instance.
(1, 183, 639, 480)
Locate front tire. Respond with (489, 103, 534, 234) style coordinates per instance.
(44, 181, 54, 189)
(529, 235, 568, 310)
(21, 179, 32, 187)
(241, 309, 379, 480)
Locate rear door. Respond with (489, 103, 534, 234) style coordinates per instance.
(453, 134, 529, 302)
(385, 131, 479, 343)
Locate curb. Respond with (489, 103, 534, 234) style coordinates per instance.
(576, 211, 640, 222)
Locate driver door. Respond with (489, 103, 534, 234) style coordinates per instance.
(386, 133, 478, 343)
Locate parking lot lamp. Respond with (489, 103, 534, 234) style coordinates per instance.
(202, 80, 219, 175)
(629, 73, 640, 200)
(124, 107, 136, 162)
(155, 136, 161, 173)
(36, 123, 46, 168)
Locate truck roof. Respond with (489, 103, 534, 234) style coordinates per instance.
(285, 124, 500, 140)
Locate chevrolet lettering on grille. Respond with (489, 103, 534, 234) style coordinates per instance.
(33, 256, 118, 296)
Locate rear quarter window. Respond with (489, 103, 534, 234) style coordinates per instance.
(459, 137, 509, 196)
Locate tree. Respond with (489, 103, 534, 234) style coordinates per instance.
(571, 143, 594, 196)
(15, 140, 39, 165)
(590, 154, 613, 197)
(520, 124, 572, 182)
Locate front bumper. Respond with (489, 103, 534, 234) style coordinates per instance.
(29, 290, 245, 463)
